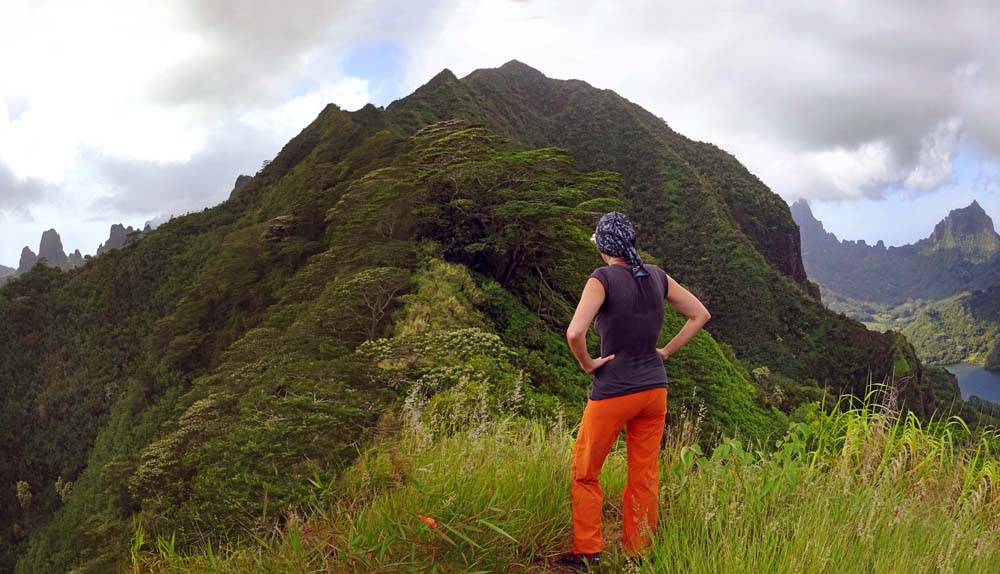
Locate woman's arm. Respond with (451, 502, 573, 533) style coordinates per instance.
(566, 277, 616, 374)
(658, 274, 711, 360)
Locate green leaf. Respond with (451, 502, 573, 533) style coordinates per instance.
(478, 518, 520, 545)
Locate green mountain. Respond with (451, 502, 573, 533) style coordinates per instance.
(902, 284, 1000, 368)
(386, 62, 930, 400)
(793, 199, 1000, 306)
(793, 199, 1000, 365)
(919, 200, 1000, 262)
(0, 61, 964, 574)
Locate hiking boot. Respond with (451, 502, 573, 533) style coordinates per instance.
(555, 551, 602, 571)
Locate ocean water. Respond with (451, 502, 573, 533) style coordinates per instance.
(944, 362, 1000, 406)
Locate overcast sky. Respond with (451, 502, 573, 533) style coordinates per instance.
(1, 1, 999, 267)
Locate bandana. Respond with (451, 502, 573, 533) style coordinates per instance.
(593, 212, 650, 279)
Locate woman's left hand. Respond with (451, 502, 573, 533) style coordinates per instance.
(583, 354, 616, 374)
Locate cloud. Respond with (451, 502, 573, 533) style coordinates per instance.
(151, 0, 368, 110)
(0, 159, 48, 214)
(394, 0, 1000, 201)
(0, 0, 373, 180)
(0, 0, 374, 265)
(88, 76, 371, 219)
(3, 0, 999, 266)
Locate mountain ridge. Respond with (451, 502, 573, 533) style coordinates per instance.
(383, 61, 914, 399)
(792, 198, 1000, 305)
(0, 62, 968, 574)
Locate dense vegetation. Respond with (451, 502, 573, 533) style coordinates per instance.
(394, 63, 924, 406)
(900, 285, 1000, 368)
(133, 387, 1000, 573)
(0, 61, 982, 573)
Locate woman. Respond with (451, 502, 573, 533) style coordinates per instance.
(557, 212, 711, 571)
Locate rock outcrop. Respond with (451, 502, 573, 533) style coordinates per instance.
(228, 174, 253, 199)
(97, 224, 140, 255)
(38, 228, 69, 268)
(18, 246, 37, 273)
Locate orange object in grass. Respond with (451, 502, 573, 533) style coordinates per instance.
(418, 514, 438, 529)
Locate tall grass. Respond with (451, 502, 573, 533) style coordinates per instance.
(133, 384, 1000, 573)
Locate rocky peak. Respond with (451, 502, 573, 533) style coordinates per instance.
(497, 59, 547, 80)
(790, 198, 842, 254)
(929, 200, 995, 241)
(18, 246, 37, 273)
(790, 199, 819, 227)
(922, 200, 1000, 262)
(97, 224, 134, 255)
(228, 174, 253, 200)
(38, 228, 69, 268)
(97, 223, 148, 256)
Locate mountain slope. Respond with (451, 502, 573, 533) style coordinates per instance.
(1, 117, 784, 573)
(385, 60, 938, 411)
(0, 63, 965, 573)
(903, 284, 1000, 367)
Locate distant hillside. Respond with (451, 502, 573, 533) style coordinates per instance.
(903, 285, 1000, 368)
(0, 61, 967, 574)
(793, 199, 1000, 365)
(793, 199, 1000, 306)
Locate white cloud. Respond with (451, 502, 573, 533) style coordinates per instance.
(238, 78, 371, 135)
(0, 0, 373, 265)
(2, 0, 1000, 265)
(905, 117, 962, 191)
(394, 0, 999, 201)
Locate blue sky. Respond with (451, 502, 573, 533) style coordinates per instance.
(343, 41, 407, 107)
(811, 142, 1000, 245)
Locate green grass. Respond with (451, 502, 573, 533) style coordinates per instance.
(131, 384, 1000, 574)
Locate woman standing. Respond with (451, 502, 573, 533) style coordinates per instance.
(557, 212, 711, 571)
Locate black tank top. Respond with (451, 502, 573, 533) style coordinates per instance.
(587, 263, 670, 400)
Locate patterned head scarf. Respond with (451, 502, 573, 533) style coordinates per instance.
(592, 211, 650, 279)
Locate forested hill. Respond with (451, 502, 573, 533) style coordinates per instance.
(379, 60, 940, 410)
(902, 283, 1000, 368)
(0, 61, 967, 573)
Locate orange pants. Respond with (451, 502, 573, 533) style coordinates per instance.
(570, 387, 667, 557)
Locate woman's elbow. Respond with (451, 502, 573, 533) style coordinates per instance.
(566, 327, 587, 343)
(697, 309, 711, 324)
